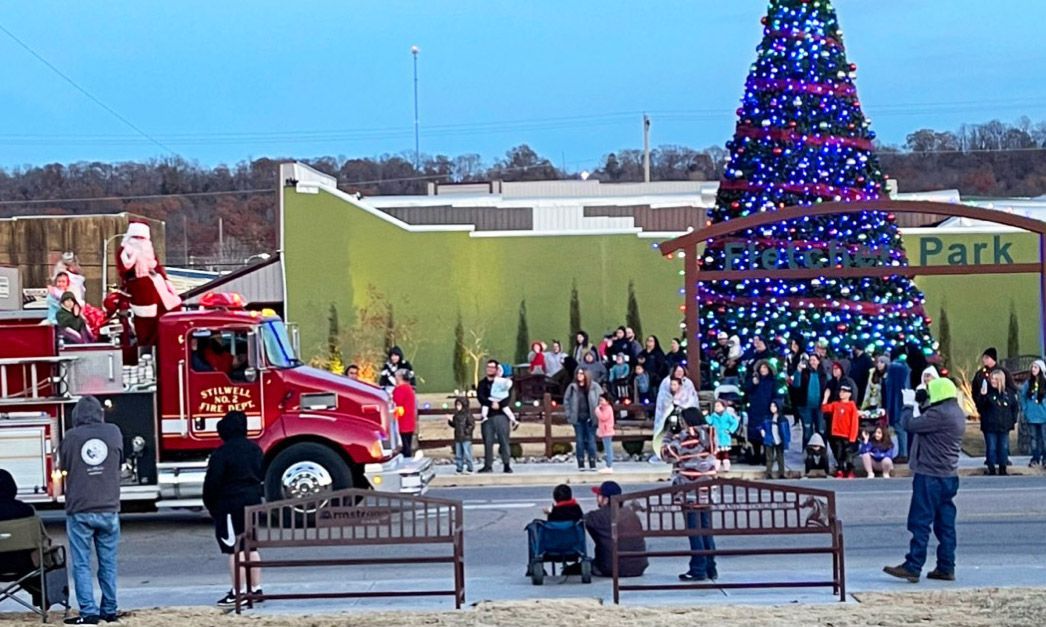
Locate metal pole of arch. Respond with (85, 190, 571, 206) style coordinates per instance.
(411, 45, 420, 170)
(1039, 234, 1046, 356)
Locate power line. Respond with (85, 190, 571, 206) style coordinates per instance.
(0, 97, 1040, 147)
(0, 21, 179, 157)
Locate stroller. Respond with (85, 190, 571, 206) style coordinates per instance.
(524, 519, 592, 585)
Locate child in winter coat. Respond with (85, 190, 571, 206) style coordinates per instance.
(447, 396, 475, 473)
(858, 426, 896, 478)
(595, 393, 616, 472)
(545, 484, 584, 521)
(821, 382, 860, 477)
(805, 433, 830, 476)
(705, 399, 740, 472)
(760, 399, 791, 479)
(482, 364, 519, 428)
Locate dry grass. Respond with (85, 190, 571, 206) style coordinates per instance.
(5, 588, 1044, 626)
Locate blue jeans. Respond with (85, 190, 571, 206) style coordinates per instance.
(453, 440, 474, 471)
(685, 509, 717, 578)
(67, 512, 120, 617)
(1030, 423, 1046, 464)
(602, 436, 614, 468)
(797, 406, 822, 448)
(983, 431, 1010, 468)
(904, 474, 959, 575)
(574, 421, 597, 468)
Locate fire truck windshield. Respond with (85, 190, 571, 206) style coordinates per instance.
(260, 319, 301, 369)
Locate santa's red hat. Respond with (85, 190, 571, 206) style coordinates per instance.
(126, 222, 151, 239)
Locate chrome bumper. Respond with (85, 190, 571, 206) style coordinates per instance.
(364, 453, 435, 495)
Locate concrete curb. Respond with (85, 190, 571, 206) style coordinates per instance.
(429, 465, 1040, 488)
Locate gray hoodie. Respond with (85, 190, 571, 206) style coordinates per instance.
(59, 396, 124, 514)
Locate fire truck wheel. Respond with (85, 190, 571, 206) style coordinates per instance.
(265, 442, 354, 504)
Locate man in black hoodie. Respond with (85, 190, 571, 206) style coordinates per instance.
(59, 396, 123, 625)
(203, 410, 264, 607)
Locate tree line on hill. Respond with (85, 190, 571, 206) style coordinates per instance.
(0, 117, 1043, 268)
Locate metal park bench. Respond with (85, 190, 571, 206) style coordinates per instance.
(233, 488, 465, 612)
(610, 478, 846, 602)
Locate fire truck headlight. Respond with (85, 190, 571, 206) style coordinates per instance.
(132, 436, 146, 454)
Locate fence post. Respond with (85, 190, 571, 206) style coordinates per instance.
(543, 393, 553, 458)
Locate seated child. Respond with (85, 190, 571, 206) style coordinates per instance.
(858, 426, 896, 478)
(705, 399, 739, 472)
(544, 484, 584, 521)
(482, 364, 519, 428)
(805, 433, 830, 476)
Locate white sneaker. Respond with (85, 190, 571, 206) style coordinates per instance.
(598, 467, 614, 474)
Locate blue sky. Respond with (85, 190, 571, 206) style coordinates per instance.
(0, 0, 1044, 170)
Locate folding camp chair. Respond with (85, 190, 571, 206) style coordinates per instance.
(0, 516, 69, 622)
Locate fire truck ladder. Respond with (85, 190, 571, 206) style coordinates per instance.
(0, 356, 79, 404)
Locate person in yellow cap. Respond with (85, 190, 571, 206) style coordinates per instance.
(883, 377, 966, 583)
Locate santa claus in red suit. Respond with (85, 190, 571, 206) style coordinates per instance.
(116, 221, 182, 346)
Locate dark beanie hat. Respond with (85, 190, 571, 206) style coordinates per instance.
(983, 347, 998, 362)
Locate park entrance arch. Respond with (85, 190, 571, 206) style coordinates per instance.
(658, 200, 1046, 387)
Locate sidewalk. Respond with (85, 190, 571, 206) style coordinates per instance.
(431, 443, 1042, 488)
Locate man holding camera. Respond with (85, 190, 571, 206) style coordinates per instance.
(661, 407, 718, 581)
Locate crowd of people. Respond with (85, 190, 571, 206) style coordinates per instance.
(711, 335, 1046, 478)
(362, 326, 1045, 482)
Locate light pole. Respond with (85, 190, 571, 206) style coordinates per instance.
(101, 233, 125, 301)
(411, 45, 420, 170)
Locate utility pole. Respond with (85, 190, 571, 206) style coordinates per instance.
(182, 214, 189, 266)
(412, 45, 420, 170)
(642, 113, 651, 183)
(218, 217, 224, 262)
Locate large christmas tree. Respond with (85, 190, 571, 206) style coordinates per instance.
(700, 0, 935, 378)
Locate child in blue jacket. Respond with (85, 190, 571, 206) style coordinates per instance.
(705, 399, 740, 472)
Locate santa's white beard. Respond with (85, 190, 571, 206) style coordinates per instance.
(121, 237, 158, 278)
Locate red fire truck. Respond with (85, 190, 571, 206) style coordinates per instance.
(0, 298, 433, 507)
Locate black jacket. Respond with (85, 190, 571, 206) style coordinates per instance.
(0, 469, 34, 522)
(825, 375, 856, 404)
(203, 413, 264, 515)
(378, 346, 415, 390)
(848, 352, 874, 406)
(979, 389, 1018, 433)
(971, 365, 1015, 416)
(547, 500, 584, 522)
(0, 469, 37, 573)
(638, 344, 668, 382)
(447, 398, 476, 442)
